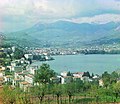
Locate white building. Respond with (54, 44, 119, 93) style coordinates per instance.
(4, 75, 13, 83)
(61, 71, 68, 77)
(73, 72, 83, 78)
(25, 74, 34, 84)
(27, 66, 38, 75)
(61, 76, 73, 84)
(24, 54, 33, 60)
(19, 81, 32, 91)
(50, 76, 60, 84)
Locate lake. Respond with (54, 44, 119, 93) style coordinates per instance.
(32, 54, 120, 75)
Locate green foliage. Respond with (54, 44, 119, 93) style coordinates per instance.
(13, 48, 24, 59)
(52, 84, 63, 96)
(31, 84, 47, 104)
(110, 71, 119, 83)
(5, 68, 13, 76)
(34, 63, 56, 84)
(102, 71, 111, 88)
(2, 86, 22, 104)
(0, 52, 6, 58)
(82, 71, 91, 78)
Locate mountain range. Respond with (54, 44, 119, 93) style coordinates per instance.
(2, 21, 120, 48)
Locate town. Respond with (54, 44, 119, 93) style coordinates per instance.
(26, 44, 120, 56)
(0, 46, 103, 90)
(1, 45, 120, 104)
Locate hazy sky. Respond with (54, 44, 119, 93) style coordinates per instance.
(0, 0, 120, 32)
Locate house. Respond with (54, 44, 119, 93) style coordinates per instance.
(73, 72, 83, 81)
(27, 65, 38, 75)
(13, 70, 29, 87)
(24, 54, 33, 60)
(11, 46, 16, 52)
(11, 60, 20, 67)
(73, 76, 82, 82)
(25, 74, 34, 84)
(82, 76, 93, 82)
(99, 79, 104, 87)
(19, 81, 32, 91)
(73, 72, 83, 78)
(20, 58, 25, 64)
(61, 76, 73, 84)
(0, 66, 5, 77)
(14, 70, 29, 80)
(11, 66, 23, 72)
(12, 78, 21, 87)
(4, 75, 13, 83)
(50, 77, 60, 84)
(61, 71, 68, 77)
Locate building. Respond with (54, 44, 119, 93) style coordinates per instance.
(4, 75, 13, 83)
(25, 74, 34, 84)
(50, 77, 60, 84)
(61, 76, 73, 84)
(73, 72, 83, 78)
(0, 66, 5, 77)
(99, 79, 104, 87)
(24, 54, 33, 60)
(27, 66, 38, 75)
(19, 81, 32, 91)
(61, 71, 68, 77)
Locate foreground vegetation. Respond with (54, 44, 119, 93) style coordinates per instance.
(1, 45, 120, 104)
(1, 63, 120, 104)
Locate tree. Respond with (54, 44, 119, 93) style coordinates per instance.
(113, 82, 120, 99)
(13, 48, 24, 59)
(2, 86, 22, 104)
(110, 71, 119, 84)
(34, 63, 56, 84)
(65, 83, 76, 103)
(73, 79, 84, 93)
(102, 71, 111, 88)
(31, 84, 47, 104)
(67, 71, 72, 76)
(82, 71, 91, 78)
(52, 84, 63, 104)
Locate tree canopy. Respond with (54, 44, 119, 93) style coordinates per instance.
(34, 63, 56, 84)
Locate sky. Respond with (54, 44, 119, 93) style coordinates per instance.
(0, 0, 120, 32)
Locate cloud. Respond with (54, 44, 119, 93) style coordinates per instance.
(0, 0, 120, 32)
(65, 14, 120, 24)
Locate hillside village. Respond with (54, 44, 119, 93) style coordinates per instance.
(0, 46, 104, 91)
(1, 46, 120, 104)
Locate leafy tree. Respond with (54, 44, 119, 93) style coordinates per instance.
(83, 81, 91, 92)
(13, 48, 24, 59)
(31, 84, 47, 104)
(65, 83, 76, 103)
(5, 68, 12, 76)
(82, 71, 91, 78)
(2, 86, 22, 104)
(110, 71, 119, 83)
(0, 52, 6, 58)
(73, 79, 84, 93)
(113, 82, 120, 99)
(34, 63, 56, 84)
(102, 71, 111, 88)
(67, 71, 72, 76)
(52, 84, 63, 104)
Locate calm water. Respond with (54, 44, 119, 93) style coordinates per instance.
(32, 54, 120, 74)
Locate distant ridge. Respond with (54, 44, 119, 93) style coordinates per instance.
(2, 21, 120, 48)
